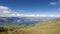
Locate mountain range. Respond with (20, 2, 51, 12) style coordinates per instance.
(0, 17, 56, 25)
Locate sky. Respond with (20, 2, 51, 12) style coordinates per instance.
(0, 0, 60, 17)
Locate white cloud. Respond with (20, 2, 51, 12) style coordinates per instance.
(50, 2, 57, 5)
(0, 6, 21, 17)
(18, 14, 60, 17)
(58, 8, 60, 11)
(0, 6, 10, 13)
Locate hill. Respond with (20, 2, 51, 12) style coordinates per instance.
(0, 18, 60, 34)
(18, 18, 60, 34)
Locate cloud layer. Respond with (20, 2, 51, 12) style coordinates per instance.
(0, 6, 60, 17)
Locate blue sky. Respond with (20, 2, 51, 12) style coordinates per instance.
(0, 0, 60, 17)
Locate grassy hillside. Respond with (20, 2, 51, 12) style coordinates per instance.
(19, 18, 60, 34)
(0, 18, 60, 34)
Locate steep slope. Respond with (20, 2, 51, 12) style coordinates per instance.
(19, 18, 60, 34)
